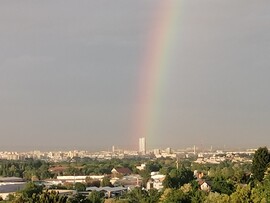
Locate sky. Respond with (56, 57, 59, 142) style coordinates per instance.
(0, 0, 270, 151)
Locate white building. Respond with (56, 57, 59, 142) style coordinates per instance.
(146, 172, 165, 191)
(56, 175, 104, 183)
(139, 137, 146, 155)
(136, 163, 146, 171)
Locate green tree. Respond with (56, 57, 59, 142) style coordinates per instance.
(159, 188, 190, 203)
(232, 166, 245, 183)
(251, 175, 270, 202)
(251, 147, 270, 182)
(101, 176, 112, 187)
(67, 193, 88, 203)
(125, 187, 148, 203)
(147, 162, 162, 172)
(163, 167, 194, 189)
(139, 169, 151, 187)
(230, 184, 251, 203)
(251, 183, 266, 203)
(74, 182, 86, 191)
(178, 167, 194, 186)
(162, 174, 173, 189)
(211, 176, 235, 195)
(147, 189, 161, 203)
(21, 182, 43, 199)
(88, 190, 104, 203)
(204, 192, 230, 203)
(190, 190, 206, 203)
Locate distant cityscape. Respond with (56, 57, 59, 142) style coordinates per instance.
(0, 137, 256, 164)
(0, 137, 265, 201)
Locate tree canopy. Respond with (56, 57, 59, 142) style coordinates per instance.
(251, 147, 270, 181)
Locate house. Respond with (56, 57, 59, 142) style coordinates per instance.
(136, 164, 146, 171)
(86, 186, 127, 198)
(111, 167, 132, 176)
(194, 170, 204, 179)
(197, 179, 211, 192)
(146, 179, 164, 191)
(146, 172, 165, 191)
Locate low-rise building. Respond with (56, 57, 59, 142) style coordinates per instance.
(146, 172, 165, 191)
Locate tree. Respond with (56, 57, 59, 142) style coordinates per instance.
(251, 183, 266, 203)
(6, 193, 16, 201)
(21, 182, 43, 199)
(178, 167, 194, 186)
(211, 176, 235, 195)
(74, 182, 86, 191)
(162, 174, 173, 189)
(88, 190, 104, 203)
(230, 184, 251, 203)
(101, 176, 112, 187)
(147, 162, 162, 172)
(190, 190, 206, 203)
(251, 147, 270, 181)
(159, 188, 190, 203)
(232, 165, 245, 183)
(67, 193, 87, 203)
(162, 167, 194, 189)
(147, 189, 161, 203)
(139, 169, 151, 187)
(204, 192, 230, 203)
(251, 175, 270, 202)
(124, 187, 160, 203)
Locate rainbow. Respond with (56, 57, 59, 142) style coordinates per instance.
(132, 1, 180, 149)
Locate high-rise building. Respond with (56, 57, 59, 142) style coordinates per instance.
(139, 137, 146, 155)
(166, 147, 172, 154)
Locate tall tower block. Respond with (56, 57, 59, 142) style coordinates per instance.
(139, 137, 146, 155)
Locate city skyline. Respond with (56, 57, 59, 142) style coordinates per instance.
(1, 1, 270, 151)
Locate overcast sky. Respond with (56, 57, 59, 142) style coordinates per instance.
(0, 0, 270, 151)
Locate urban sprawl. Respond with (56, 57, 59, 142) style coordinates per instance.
(0, 138, 268, 203)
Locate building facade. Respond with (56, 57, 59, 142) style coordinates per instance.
(139, 137, 146, 155)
